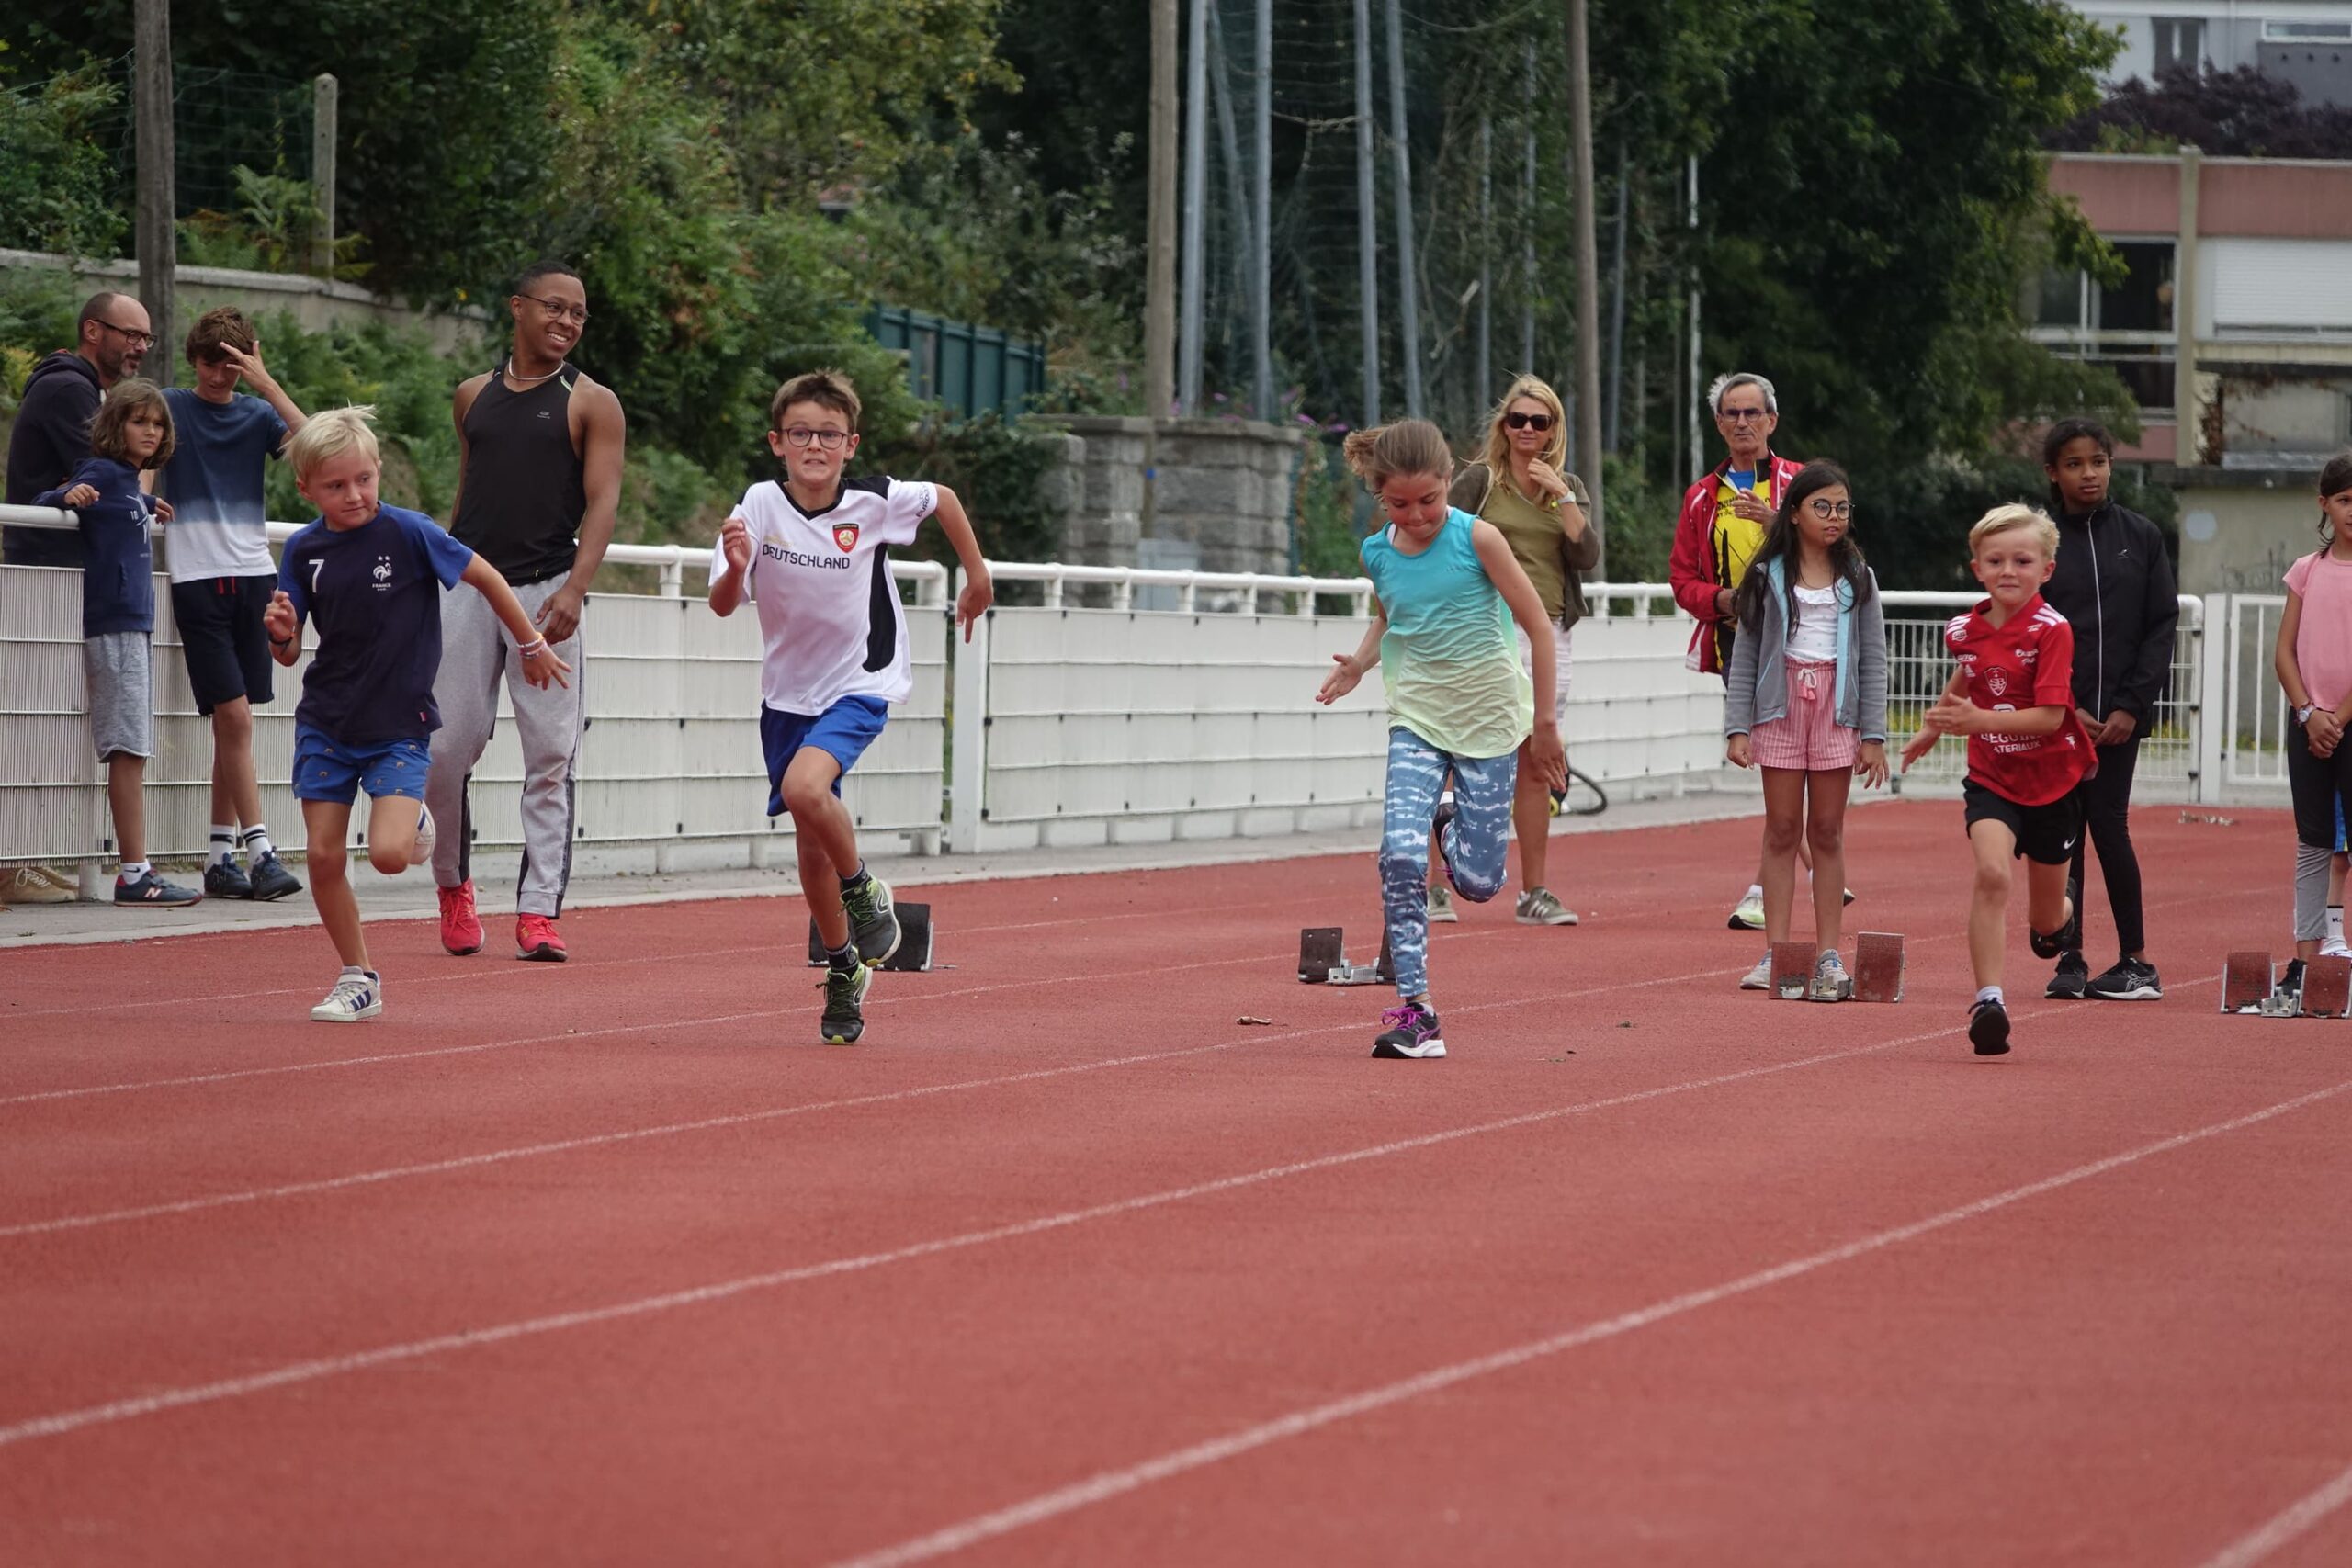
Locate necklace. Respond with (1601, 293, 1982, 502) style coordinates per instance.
(502, 355, 564, 386)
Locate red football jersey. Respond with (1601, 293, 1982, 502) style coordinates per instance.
(1943, 593, 2096, 806)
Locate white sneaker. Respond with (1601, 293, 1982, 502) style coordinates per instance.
(311, 970, 383, 1022)
(409, 807, 435, 867)
(1809, 950, 1853, 1002)
(1426, 883, 1458, 923)
(1728, 890, 1765, 931)
(1739, 953, 1773, 990)
(2323, 939, 2351, 961)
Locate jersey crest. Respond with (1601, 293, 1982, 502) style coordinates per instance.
(832, 522, 860, 554)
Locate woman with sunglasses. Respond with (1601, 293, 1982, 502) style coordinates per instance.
(1423, 373, 1597, 928)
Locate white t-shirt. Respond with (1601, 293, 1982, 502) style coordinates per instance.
(1786, 582, 1839, 663)
(714, 475, 936, 713)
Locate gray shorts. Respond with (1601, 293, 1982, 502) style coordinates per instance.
(85, 631, 154, 761)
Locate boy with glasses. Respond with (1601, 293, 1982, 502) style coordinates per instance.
(160, 307, 310, 902)
(426, 260, 626, 963)
(708, 370, 993, 1044)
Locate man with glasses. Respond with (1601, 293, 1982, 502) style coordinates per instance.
(1669, 370, 1824, 930)
(5, 293, 153, 570)
(425, 260, 626, 962)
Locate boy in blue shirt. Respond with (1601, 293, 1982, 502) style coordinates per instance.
(161, 306, 310, 902)
(37, 379, 202, 906)
(266, 408, 570, 1021)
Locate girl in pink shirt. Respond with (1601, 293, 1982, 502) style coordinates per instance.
(2270, 451, 2352, 996)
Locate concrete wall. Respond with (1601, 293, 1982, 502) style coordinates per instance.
(2177, 470, 2329, 593)
(1046, 416, 1305, 574)
(0, 249, 492, 356)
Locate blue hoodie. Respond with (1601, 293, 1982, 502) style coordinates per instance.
(38, 457, 159, 637)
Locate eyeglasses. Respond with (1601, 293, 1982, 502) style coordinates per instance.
(519, 293, 591, 326)
(781, 426, 851, 450)
(1806, 500, 1853, 521)
(1503, 412, 1554, 432)
(95, 321, 154, 349)
(1718, 407, 1770, 425)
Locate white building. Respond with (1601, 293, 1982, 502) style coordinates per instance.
(2067, 1, 2352, 103)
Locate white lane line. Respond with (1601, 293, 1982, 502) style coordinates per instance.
(2199, 1461, 2352, 1568)
(0, 951, 1718, 1238)
(0, 1003, 2005, 1450)
(831, 1073, 2352, 1568)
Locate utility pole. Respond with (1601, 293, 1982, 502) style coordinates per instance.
(1521, 42, 1537, 374)
(1565, 0, 1603, 580)
(1353, 0, 1379, 428)
(1252, 0, 1273, 420)
(1477, 115, 1492, 403)
(1383, 0, 1422, 417)
(1687, 154, 1702, 488)
(1605, 147, 1628, 453)
(1146, 0, 1179, 420)
(134, 0, 175, 364)
(311, 73, 338, 277)
(1178, 0, 1208, 413)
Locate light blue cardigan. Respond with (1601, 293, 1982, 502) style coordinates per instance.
(1721, 558, 1890, 742)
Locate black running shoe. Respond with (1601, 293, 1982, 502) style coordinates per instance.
(841, 872, 901, 968)
(2086, 956, 2163, 1001)
(1968, 998, 2012, 1056)
(203, 859, 253, 900)
(820, 962, 872, 1044)
(2045, 949, 2088, 1000)
(1371, 1000, 1446, 1058)
(2030, 877, 2081, 960)
(246, 852, 302, 902)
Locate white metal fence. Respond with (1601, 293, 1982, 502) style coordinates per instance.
(0, 502, 2289, 884)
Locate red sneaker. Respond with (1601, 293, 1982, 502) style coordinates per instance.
(516, 912, 568, 963)
(438, 879, 483, 956)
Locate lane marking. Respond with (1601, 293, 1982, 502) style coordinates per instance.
(0, 1004, 2033, 1448)
(832, 1073, 2352, 1568)
(2199, 1461, 2352, 1568)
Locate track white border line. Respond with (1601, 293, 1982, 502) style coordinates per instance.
(0, 1005, 2042, 1450)
(831, 1073, 2352, 1568)
(0, 952, 1726, 1236)
(2199, 1461, 2352, 1568)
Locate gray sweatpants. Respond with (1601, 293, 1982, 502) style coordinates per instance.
(425, 578, 582, 917)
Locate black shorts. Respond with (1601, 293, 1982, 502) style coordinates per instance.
(1962, 779, 2083, 865)
(170, 574, 277, 716)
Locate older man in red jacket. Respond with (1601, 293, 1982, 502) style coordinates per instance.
(1668, 371, 1828, 931)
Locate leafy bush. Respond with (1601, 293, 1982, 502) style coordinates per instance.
(0, 62, 125, 258)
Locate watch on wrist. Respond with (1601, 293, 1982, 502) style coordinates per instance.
(2297, 704, 2317, 725)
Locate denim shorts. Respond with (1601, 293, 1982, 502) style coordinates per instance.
(292, 724, 433, 806)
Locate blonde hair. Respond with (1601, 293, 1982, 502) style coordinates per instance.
(288, 405, 381, 480)
(1341, 418, 1453, 491)
(1969, 502, 2059, 559)
(1474, 374, 1568, 497)
(89, 378, 175, 470)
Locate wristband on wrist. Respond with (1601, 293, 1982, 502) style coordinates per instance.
(518, 637, 547, 658)
(270, 634, 293, 649)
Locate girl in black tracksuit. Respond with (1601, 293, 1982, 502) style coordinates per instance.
(2039, 417, 2178, 1001)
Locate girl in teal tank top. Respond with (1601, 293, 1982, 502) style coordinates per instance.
(1315, 420, 1567, 1059)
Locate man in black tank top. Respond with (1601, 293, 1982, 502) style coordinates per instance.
(424, 260, 627, 963)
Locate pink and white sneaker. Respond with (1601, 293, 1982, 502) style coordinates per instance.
(1371, 1001, 1446, 1059)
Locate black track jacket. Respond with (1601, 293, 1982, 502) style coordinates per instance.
(2042, 496, 2178, 726)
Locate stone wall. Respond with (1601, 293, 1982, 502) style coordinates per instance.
(1046, 415, 1305, 575)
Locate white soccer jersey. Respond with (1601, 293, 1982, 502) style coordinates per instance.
(715, 475, 937, 714)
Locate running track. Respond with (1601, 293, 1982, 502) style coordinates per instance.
(2, 801, 2347, 1566)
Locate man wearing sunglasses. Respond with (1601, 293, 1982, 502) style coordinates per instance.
(424, 260, 626, 963)
(5, 293, 154, 570)
(1668, 371, 1818, 930)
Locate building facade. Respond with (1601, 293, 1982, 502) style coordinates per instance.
(2069, 2, 2352, 105)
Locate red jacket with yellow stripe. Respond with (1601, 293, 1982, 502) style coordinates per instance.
(1668, 451, 1805, 676)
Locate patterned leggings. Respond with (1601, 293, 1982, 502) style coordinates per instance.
(1380, 725, 1518, 999)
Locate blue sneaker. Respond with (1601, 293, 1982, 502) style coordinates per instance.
(115, 870, 202, 907)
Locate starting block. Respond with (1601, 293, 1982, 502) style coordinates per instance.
(2303, 954, 2352, 1018)
(2222, 951, 2275, 1014)
(1854, 932, 1905, 1003)
(1298, 927, 1395, 986)
(1769, 942, 1815, 999)
(805, 901, 934, 972)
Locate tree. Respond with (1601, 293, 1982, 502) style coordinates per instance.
(2050, 63, 2352, 160)
(0, 58, 126, 257)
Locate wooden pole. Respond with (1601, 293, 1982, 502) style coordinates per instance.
(311, 73, 338, 277)
(1565, 0, 1603, 579)
(1145, 0, 1179, 419)
(134, 0, 175, 365)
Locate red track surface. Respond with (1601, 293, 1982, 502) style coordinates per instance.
(3, 800, 2349, 1566)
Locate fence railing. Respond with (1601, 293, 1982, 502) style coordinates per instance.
(0, 503, 2275, 883)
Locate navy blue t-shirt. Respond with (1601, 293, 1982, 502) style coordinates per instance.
(160, 388, 288, 581)
(279, 505, 475, 743)
(36, 457, 157, 637)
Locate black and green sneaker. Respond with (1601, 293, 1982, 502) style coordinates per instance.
(820, 961, 873, 1044)
(841, 872, 902, 968)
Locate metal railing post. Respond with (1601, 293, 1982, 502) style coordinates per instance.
(949, 569, 991, 853)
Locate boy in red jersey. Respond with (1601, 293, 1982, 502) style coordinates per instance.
(1903, 504, 2096, 1055)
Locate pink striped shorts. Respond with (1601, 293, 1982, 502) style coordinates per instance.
(1749, 659, 1859, 771)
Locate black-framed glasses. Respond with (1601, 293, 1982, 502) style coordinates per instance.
(1504, 411, 1554, 432)
(782, 426, 851, 450)
(518, 293, 591, 326)
(1719, 407, 1770, 425)
(1807, 499, 1853, 521)
(95, 321, 154, 349)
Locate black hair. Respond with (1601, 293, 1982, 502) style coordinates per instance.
(514, 258, 581, 296)
(2318, 451, 2352, 542)
(1735, 460, 1871, 634)
(2041, 416, 2114, 468)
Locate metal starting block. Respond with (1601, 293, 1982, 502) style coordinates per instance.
(1854, 932, 1905, 1003)
(2223, 951, 2275, 1014)
(1769, 942, 1815, 999)
(806, 901, 934, 972)
(1298, 927, 1395, 986)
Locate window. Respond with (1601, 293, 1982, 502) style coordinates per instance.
(2263, 21, 2352, 43)
(2100, 241, 2176, 333)
(2153, 17, 2205, 73)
